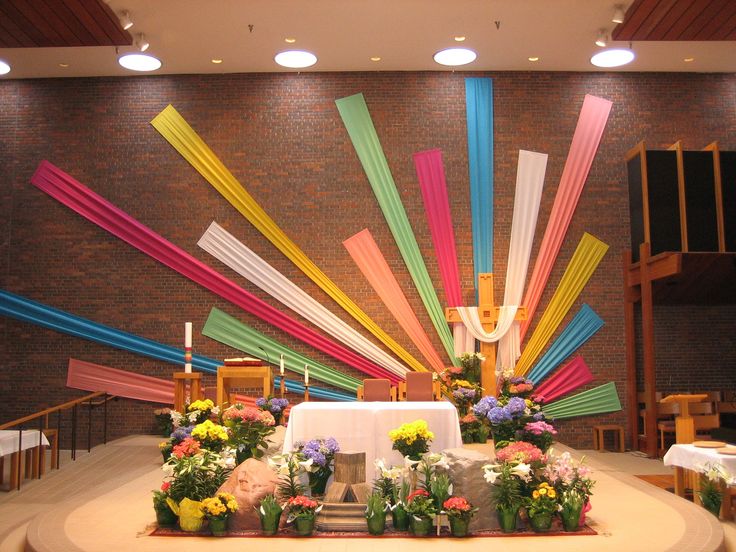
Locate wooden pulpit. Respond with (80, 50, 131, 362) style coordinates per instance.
(216, 365, 273, 406)
(660, 393, 708, 444)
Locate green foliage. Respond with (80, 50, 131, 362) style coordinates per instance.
(365, 492, 389, 519)
(166, 450, 231, 503)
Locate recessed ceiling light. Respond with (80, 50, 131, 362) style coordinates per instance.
(433, 47, 477, 66)
(211, 59, 223, 64)
(0, 60, 10, 75)
(595, 29, 608, 48)
(590, 48, 635, 68)
(684, 57, 694, 62)
(612, 4, 625, 24)
(284, 37, 296, 44)
(274, 50, 317, 68)
(119, 10, 133, 30)
(370, 56, 381, 62)
(528, 56, 539, 62)
(118, 53, 162, 72)
(59, 63, 70, 68)
(454, 36, 466, 42)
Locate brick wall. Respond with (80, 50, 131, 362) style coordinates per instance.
(1, 71, 735, 449)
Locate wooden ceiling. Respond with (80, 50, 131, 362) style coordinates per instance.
(0, 0, 132, 48)
(613, 0, 736, 41)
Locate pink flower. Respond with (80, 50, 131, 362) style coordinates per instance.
(172, 437, 200, 458)
(524, 420, 557, 436)
(495, 441, 543, 464)
(460, 413, 478, 424)
(443, 496, 472, 512)
(222, 404, 264, 423)
(259, 410, 276, 426)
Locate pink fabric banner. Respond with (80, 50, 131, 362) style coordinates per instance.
(31, 161, 394, 381)
(67, 358, 262, 407)
(520, 95, 612, 339)
(532, 355, 593, 404)
(344, 229, 446, 373)
(413, 149, 463, 307)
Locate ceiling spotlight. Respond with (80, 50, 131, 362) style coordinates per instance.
(433, 47, 477, 66)
(211, 58, 223, 64)
(684, 57, 694, 62)
(0, 60, 10, 75)
(274, 50, 317, 68)
(370, 56, 381, 62)
(528, 56, 539, 62)
(118, 53, 161, 72)
(119, 10, 133, 30)
(454, 36, 466, 42)
(612, 4, 625, 24)
(595, 29, 608, 48)
(59, 63, 69, 68)
(135, 33, 149, 52)
(590, 48, 635, 68)
(284, 37, 296, 44)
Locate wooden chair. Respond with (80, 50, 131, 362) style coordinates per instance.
(398, 372, 440, 401)
(357, 379, 395, 402)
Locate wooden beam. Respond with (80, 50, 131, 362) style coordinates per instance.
(445, 306, 527, 323)
(623, 249, 639, 452)
(668, 141, 689, 252)
(478, 273, 497, 397)
(704, 141, 726, 252)
(639, 242, 658, 458)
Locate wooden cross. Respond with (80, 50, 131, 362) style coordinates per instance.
(445, 273, 527, 397)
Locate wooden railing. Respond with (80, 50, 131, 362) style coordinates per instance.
(0, 391, 115, 490)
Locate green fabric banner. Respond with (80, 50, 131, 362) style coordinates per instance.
(336, 93, 457, 365)
(542, 382, 621, 419)
(203, 307, 361, 393)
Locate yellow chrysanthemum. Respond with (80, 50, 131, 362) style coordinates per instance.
(532, 490, 540, 499)
(548, 489, 556, 499)
(539, 487, 547, 496)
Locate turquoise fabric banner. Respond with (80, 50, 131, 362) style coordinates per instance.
(465, 77, 494, 297)
(336, 93, 457, 365)
(527, 304, 604, 384)
(0, 289, 352, 401)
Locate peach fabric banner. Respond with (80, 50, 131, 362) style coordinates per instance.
(344, 229, 446, 373)
(520, 95, 612, 339)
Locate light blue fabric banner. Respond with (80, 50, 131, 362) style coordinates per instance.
(527, 304, 604, 384)
(0, 289, 353, 401)
(465, 77, 494, 298)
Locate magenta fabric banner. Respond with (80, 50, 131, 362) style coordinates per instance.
(344, 229, 447, 373)
(413, 149, 463, 308)
(532, 355, 594, 404)
(520, 95, 612, 339)
(31, 161, 394, 380)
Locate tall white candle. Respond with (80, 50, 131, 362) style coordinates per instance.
(185, 322, 192, 348)
(184, 322, 192, 374)
(304, 364, 309, 386)
(280, 354, 285, 375)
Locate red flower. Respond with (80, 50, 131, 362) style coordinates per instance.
(287, 495, 318, 509)
(172, 437, 200, 458)
(443, 496, 472, 512)
(160, 481, 171, 492)
(407, 489, 430, 502)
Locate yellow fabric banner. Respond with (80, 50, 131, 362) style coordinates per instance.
(151, 105, 427, 373)
(514, 232, 608, 376)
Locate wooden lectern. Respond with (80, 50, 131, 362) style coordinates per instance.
(173, 372, 202, 412)
(660, 393, 708, 444)
(216, 365, 273, 406)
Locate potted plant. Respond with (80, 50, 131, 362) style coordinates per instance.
(483, 459, 530, 533)
(525, 482, 558, 532)
(296, 437, 340, 497)
(457, 352, 484, 383)
(255, 396, 289, 426)
(268, 452, 308, 500)
(544, 449, 595, 528)
(388, 419, 434, 462)
(697, 463, 727, 517)
(559, 489, 586, 531)
(404, 489, 437, 536)
(520, 420, 558, 452)
(391, 480, 411, 531)
(285, 495, 321, 536)
(365, 492, 389, 535)
(257, 494, 283, 536)
(152, 482, 177, 526)
(443, 496, 478, 537)
(186, 399, 217, 425)
(191, 419, 230, 453)
(154, 407, 174, 437)
(201, 492, 238, 536)
(460, 413, 480, 444)
(222, 403, 277, 464)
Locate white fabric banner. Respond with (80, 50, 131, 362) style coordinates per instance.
(453, 322, 475, 357)
(198, 222, 409, 377)
(456, 150, 547, 372)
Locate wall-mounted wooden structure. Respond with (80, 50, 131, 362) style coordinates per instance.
(624, 141, 736, 457)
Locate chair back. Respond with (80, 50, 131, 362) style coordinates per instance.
(693, 413, 720, 431)
(405, 372, 434, 401)
(362, 379, 392, 402)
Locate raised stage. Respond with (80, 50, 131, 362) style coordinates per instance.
(1, 435, 727, 552)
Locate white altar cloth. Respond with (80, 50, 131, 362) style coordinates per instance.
(0, 429, 50, 456)
(283, 401, 462, 475)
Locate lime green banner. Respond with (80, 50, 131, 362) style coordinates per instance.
(203, 307, 361, 393)
(336, 93, 457, 365)
(542, 382, 622, 419)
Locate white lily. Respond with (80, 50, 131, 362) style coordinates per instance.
(511, 462, 532, 481)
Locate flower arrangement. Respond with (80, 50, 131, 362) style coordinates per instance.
(152, 481, 171, 509)
(221, 403, 277, 462)
(191, 420, 230, 453)
(268, 452, 308, 500)
(459, 413, 482, 444)
(482, 460, 530, 511)
(451, 380, 483, 416)
(164, 447, 233, 503)
(525, 482, 558, 517)
(372, 458, 403, 506)
(255, 396, 289, 425)
(365, 492, 390, 534)
(172, 437, 201, 459)
(388, 419, 434, 461)
(257, 494, 284, 535)
(403, 488, 437, 518)
(415, 453, 452, 510)
(521, 420, 557, 452)
(285, 495, 321, 520)
(154, 407, 174, 437)
(201, 492, 239, 521)
(696, 462, 730, 516)
(296, 437, 340, 496)
(456, 352, 484, 383)
(152, 481, 177, 526)
(186, 399, 217, 425)
(443, 496, 478, 521)
(543, 449, 595, 501)
(495, 441, 544, 465)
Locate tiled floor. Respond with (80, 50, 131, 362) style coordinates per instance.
(0, 436, 733, 552)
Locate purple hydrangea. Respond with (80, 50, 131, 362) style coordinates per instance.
(506, 396, 527, 416)
(270, 398, 289, 411)
(533, 411, 546, 421)
(473, 396, 498, 417)
(255, 397, 267, 408)
(299, 437, 340, 467)
(487, 406, 512, 424)
(170, 425, 193, 443)
(452, 388, 476, 402)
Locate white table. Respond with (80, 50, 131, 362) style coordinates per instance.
(0, 429, 50, 491)
(283, 401, 462, 477)
(663, 443, 736, 520)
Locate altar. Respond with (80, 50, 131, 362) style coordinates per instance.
(282, 401, 463, 474)
(0, 429, 50, 490)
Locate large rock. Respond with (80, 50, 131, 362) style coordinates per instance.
(263, 425, 286, 457)
(217, 458, 281, 531)
(443, 447, 497, 531)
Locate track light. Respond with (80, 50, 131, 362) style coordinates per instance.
(119, 10, 133, 30)
(135, 33, 149, 52)
(612, 4, 625, 24)
(595, 29, 608, 48)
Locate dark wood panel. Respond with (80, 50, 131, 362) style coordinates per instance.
(645, 0, 695, 39)
(31, 0, 83, 46)
(62, 0, 115, 45)
(40, 0, 95, 45)
(646, 151, 682, 257)
(10, 0, 64, 46)
(720, 11, 736, 39)
(662, 0, 712, 40)
(678, 0, 730, 40)
(682, 151, 719, 252)
(628, 154, 646, 262)
(77, 0, 129, 44)
(721, 152, 736, 252)
(612, 0, 736, 40)
(633, 0, 681, 39)
(648, 253, 736, 304)
(618, 0, 661, 39)
(0, 8, 36, 47)
(697, 1, 736, 40)
(0, 2, 48, 45)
